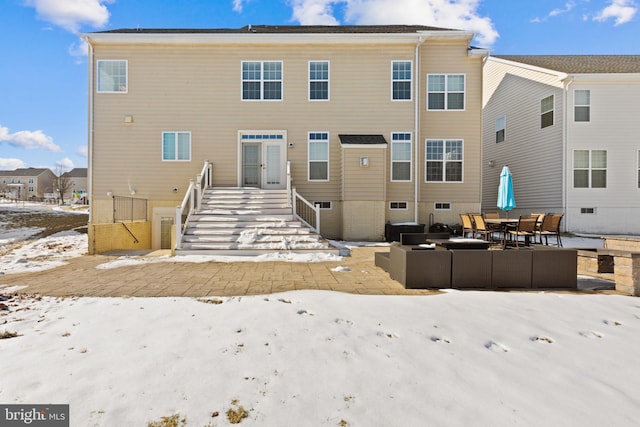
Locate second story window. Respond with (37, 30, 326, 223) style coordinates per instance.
(575, 90, 591, 122)
(427, 74, 465, 110)
(242, 61, 282, 100)
(496, 116, 506, 143)
(541, 95, 554, 128)
(309, 61, 329, 101)
(392, 61, 412, 100)
(97, 60, 127, 93)
(162, 131, 191, 161)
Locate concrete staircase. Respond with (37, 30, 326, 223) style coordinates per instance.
(174, 187, 340, 256)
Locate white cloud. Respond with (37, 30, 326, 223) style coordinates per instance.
(68, 38, 89, 63)
(0, 158, 27, 170)
(0, 126, 61, 152)
(549, 1, 577, 17)
(24, 0, 113, 33)
(55, 157, 75, 172)
(594, 0, 637, 25)
(77, 145, 88, 158)
(233, 0, 244, 12)
(290, 0, 341, 25)
(289, 0, 498, 46)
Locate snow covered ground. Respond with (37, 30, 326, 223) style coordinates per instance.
(3, 202, 639, 426)
(2, 289, 639, 426)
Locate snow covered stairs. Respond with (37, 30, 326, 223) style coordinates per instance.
(175, 187, 339, 256)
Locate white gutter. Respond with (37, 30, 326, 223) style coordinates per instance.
(85, 37, 94, 224)
(413, 36, 425, 224)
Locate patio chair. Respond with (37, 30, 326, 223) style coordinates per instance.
(508, 215, 538, 248)
(536, 213, 563, 247)
(460, 213, 475, 238)
(471, 214, 494, 241)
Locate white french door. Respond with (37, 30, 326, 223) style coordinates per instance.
(241, 135, 286, 189)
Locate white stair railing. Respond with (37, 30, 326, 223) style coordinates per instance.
(175, 160, 212, 250)
(292, 188, 320, 235)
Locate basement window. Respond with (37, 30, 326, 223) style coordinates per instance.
(581, 208, 596, 214)
(435, 202, 451, 210)
(314, 201, 332, 210)
(390, 202, 408, 210)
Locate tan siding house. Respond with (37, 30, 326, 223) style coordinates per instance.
(83, 25, 487, 252)
(0, 168, 56, 201)
(482, 55, 640, 235)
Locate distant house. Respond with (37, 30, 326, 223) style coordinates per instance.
(61, 168, 88, 204)
(482, 55, 640, 235)
(0, 168, 56, 201)
(82, 25, 488, 252)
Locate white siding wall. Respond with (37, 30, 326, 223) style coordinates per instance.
(566, 76, 640, 234)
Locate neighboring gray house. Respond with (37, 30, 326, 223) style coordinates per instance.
(0, 167, 56, 200)
(482, 55, 640, 235)
(61, 168, 88, 204)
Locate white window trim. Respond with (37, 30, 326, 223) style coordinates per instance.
(541, 94, 555, 128)
(574, 89, 591, 122)
(96, 59, 128, 94)
(314, 201, 332, 210)
(389, 201, 409, 210)
(573, 149, 607, 188)
(308, 131, 330, 182)
(391, 60, 412, 102)
(434, 202, 452, 210)
(425, 139, 464, 183)
(308, 60, 330, 102)
(496, 116, 506, 143)
(162, 131, 192, 162)
(426, 73, 466, 111)
(241, 60, 284, 102)
(390, 132, 412, 182)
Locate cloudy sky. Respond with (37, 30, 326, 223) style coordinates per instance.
(1, 0, 638, 171)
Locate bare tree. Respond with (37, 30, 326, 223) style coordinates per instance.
(54, 166, 73, 205)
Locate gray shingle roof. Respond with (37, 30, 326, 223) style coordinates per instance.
(339, 135, 388, 145)
(0, 168, 51, 177)
(61, 168, 87, 178)
(494, 55, 640, 74)
(95, 24, 457, 35)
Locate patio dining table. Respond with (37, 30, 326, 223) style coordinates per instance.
(484, 218, 519, 247)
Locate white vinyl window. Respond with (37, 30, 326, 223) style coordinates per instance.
(427, 74, 465, 110)
(162, 131, 191, 161)
(392, 61, 412, 100)
(242, 61, 282, 100)
(391, 132, 412, 181)
(308, 132, 329, 181)
(390, 201, 408, 210)
(97, 60, 127, 93)
(309, 61, 329, 101)
(541, 95, 554, 128)
(575, 90, 590, 122)
(574, 149, 606, 188)
(496, 116, 506, 143)
(425, 139, 463, 182)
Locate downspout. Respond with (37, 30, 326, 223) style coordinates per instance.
(562, 76, 573, 232)
(414, 36, 425, 224)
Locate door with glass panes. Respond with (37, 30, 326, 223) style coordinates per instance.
(241, 137, 286, 189)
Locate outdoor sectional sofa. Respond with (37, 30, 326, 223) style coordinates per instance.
(375, 233, 577, 290)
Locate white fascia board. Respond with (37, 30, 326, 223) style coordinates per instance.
(567, 73, 640, 82)
(82, 30, 472, 46)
